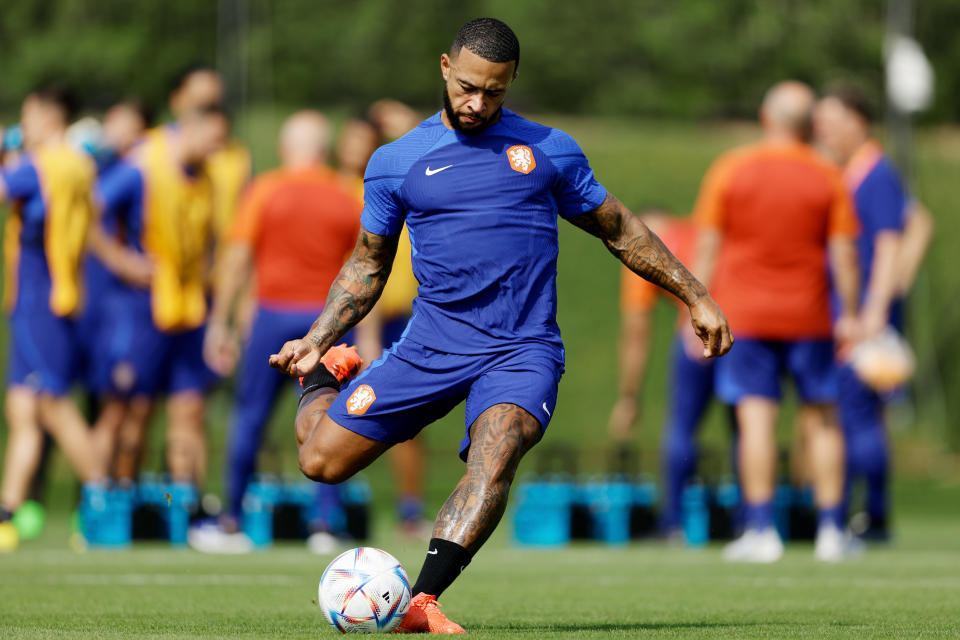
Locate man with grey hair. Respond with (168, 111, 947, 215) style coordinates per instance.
(192, 110, 366, 553)
(694, 81, 863, 562)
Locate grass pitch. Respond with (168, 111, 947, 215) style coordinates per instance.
(1, 479, 958, 639)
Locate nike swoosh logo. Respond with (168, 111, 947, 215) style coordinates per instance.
(425, 164, 453, 176)
(427, 548, 438, 555)
(542, 402, 551, 417)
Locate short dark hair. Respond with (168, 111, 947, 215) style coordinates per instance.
(824, 82, 875, 124)
(29, 83, 79, 123)
(451, 18, 520, 72)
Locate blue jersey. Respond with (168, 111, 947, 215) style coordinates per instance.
(361, 109, 607, 355)
(847, 145, 908, 295)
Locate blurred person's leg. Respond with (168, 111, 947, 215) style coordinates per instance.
(1, 387, 43, 513)
(789, 339, 859, 561)
(660, 335, 714, 534)
(716, 339, 784, 562)
(390, 437, 426, 534)
(166, 327, 218, 485)
(838, 363, 889, 538)
(35, 394, 103, 483)
(166, 391, 206, 484)
(113, 397, 154, 482)
(91, 399, 127, 478)
(223, 308, 298, 529)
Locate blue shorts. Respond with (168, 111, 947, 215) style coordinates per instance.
(715, 338, 838, 404)
(7, 302, 82, 396)
(326, 339, 564, 461)
(94, 289, 216, 397)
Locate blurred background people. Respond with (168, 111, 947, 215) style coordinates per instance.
(814, 83, 933, 541)
(88, 104, 229, 491)
(0, 86, 105, 551)
(606, 208, 731, 538)
(194, 111, 364, 553)
(695, 81, 861, 563)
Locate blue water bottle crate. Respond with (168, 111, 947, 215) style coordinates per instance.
(512, 472, 574, 547)
(242, 475, 282, 548)
(588, 474, 633, 546)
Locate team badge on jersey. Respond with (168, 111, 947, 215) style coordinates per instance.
(347, 384, 377, 415)
(507, 145, 536, 174)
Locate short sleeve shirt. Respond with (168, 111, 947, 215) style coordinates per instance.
(361, 109, 607, 355)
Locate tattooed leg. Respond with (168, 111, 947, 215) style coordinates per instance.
(432, 403, 543, 553)
(294, 389, 391, 484)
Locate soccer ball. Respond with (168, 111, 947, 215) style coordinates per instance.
(318, 547, 411, 633)
(850, 327, 915, 392)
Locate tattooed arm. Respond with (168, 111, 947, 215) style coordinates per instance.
(269, 228, 399, 376)
(568, 193, 734, 357)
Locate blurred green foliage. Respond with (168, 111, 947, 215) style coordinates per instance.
(1, 0, 959, 121)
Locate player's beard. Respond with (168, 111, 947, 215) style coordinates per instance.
(442, 86, 500, 135)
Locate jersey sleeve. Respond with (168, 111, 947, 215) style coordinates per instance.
(228, 176, 270, 245)
(692, 154, 736, 229)
(96, 162, 142, 227)
(1, 161, 40, 200)
(360, 146, 407, 236)
(860, 162, 908, 233)
(545, 130, 608, 219)
(827, 172, 860, 239)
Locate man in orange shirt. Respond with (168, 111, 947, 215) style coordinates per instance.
(695, 81, 861, 562)
(195, 111, 364, 552)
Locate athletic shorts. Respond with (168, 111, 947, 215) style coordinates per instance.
(7, 302, 82, 396)
(94, 289, 216, 397)
(715, 338, 838, 404)
(326, 339, 564, 461)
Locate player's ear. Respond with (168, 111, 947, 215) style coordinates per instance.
(440, 53, 451, 82)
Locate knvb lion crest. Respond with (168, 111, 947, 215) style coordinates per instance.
(507, 144, 536, 174)
(347, 384, 376, 415)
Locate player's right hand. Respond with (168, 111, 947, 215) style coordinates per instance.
(269, 338, 323, 377)
(688, 295, 734, 358)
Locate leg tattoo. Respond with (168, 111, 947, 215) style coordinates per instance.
(432, 403, 543, 553)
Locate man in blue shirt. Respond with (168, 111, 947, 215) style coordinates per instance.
(270, 18, 732, 633)
(814, 85, 911, 541)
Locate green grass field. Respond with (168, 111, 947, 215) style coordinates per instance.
(1, 115, 959, 637)
(1, 478, 958, 639)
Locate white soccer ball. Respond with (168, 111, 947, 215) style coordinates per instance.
(318, 547, 411, 634)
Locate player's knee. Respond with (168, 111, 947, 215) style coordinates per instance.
(298, 447, 351, 484)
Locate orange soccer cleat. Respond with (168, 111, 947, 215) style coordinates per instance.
(394, 593, 465, 634)
(319, 344, 363, 385)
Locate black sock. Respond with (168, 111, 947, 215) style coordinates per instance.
(411, 538, 472, 598)
(298, 364, 340, 399)
(0, 505, 12, 522)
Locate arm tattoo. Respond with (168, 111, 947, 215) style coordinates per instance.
(305, 229, 399, 353)
(568, 193, 707, 306)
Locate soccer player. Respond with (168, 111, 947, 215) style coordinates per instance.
(813, 84, 921, 540)
(192, 111, 364, 553)
(88, 105, 229, 487)
(695, 81, 861, 563)
(0, 86, 106, 551)
(167, 65, 251, 485)
(338, 111, 432, 537)
(271, 18, 732, 632)
(607, 209, 727, 536)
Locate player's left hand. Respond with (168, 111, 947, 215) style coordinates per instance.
(688, 295, 734, 358)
